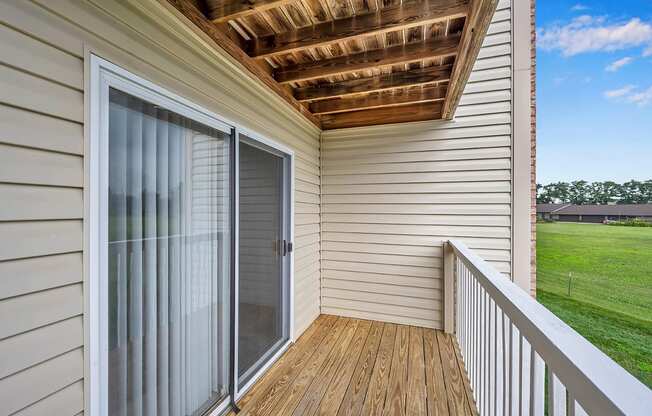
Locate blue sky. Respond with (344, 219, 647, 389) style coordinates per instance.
(536, 1, 652, 184)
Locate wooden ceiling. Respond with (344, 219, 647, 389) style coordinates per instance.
(166, 0, 498, 129)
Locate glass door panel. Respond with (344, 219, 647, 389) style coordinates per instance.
(106, 88, 232, 416)
(237, 135, 290, 389)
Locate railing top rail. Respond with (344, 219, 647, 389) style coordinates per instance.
(448, 239, 652, 416)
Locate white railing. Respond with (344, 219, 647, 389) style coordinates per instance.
(443, 240, 651, 416)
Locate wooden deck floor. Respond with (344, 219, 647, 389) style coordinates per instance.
(230, 314, 476, 416)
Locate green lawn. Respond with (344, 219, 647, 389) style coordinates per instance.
(536, 222, 652, 388)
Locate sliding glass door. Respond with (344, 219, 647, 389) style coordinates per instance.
(93, 56, 293, 416)
(237, 135, 292, 391)
(106, 88, 232, 416)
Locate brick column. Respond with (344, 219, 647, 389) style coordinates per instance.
(530, 0, 537, 295)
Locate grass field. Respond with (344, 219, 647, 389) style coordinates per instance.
(536, 222, 652, 387)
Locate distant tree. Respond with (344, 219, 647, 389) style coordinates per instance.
(543, 182, 570, 203)
(536, 183, 553, 203)
(588, 181, 620, 204)
(568, 180, 590, 204)
(538, 180, 651, 205)
(642, 180, 652, 203)
(619, 180, 643, 204)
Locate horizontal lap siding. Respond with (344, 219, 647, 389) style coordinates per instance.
(320, 0, 513, 329)
(0, 0, 320, 414)
(0, 13, 85, 415)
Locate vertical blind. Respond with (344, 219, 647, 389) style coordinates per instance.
(107, 88, 231, 416)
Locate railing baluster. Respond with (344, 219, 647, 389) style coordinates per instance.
(468, 266, 473, 397)
(460, 262, 471, 361)
(547, 367, 566, 416)
(508, 319, 513, 416)
(482, 291, 486, 415)
(484, 287, 489, 414)
(464, 263, 469, 365)
(460, 261, 465, 357)
(475, 276, 480, 403)
(518, 331, 524, 416)
(501, 312, 511, 416)
(480, 286, 485, 414)
(546, 366, 554, 416)
(461, 259, 465, 358)
(457, 258, 461, 345)
(567, 392, 575, 416)
(493, 301, 498, 416)
(530, 350, 544, 416)
(521, 339, 531, 415)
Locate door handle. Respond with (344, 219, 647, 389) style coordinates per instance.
(282, 240, 293, 256)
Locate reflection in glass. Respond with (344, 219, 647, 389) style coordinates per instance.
(107, 88, 231, 416)
(238, 139, 288, 388)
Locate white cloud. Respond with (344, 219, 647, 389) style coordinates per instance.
(538, 16, 652, 56)
(605, 56, 633, 71)
(604, 85, 652, 106)
(604, 85, 636, 98)
(627, 86, 652, 106)
(644, 45, 652, 57)
(571, 4, 589, 11)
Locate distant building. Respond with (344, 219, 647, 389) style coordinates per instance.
(537, 203, 652, 223)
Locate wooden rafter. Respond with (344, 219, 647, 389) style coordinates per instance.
(163, 0, 321, 127)
(275, 35, 460, 84)
(294, 65, 452, 101)
(320, 101, 444, 129)
(309, 85, 448, 114)
(163, 0, 498, 129)
(249, 0, 469, 58)
(205, 0, 295, 23)
(442, 0, 499, 119)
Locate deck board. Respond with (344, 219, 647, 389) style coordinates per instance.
(232, 314, 477, 416)
(382, 325, 409, 416)
(407, 326, 427, 415)
(269, 317, 350, 415)
(437, 330, 474, 416)
(423, 329, 451, 416)
(316, 319, 372, 415)
(360, 323, 395, 416)
(336, 320, 384, 416)
(292, 319, 360, 415)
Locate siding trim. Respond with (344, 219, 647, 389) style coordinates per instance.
(511, 0, 533, 293)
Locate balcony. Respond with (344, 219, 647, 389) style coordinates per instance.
(228, 241, 652, 416)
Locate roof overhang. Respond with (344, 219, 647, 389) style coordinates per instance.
(163, 0, 499, 129)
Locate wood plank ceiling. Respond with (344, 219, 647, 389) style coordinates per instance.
(165, 0, 498, 129)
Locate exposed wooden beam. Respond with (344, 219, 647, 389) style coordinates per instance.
(309, 85, 448, 114)
(162, 0, 321, 127)
(442, 0, 499, 119)
(320, 101, 444, 129)
(275, 35, 460, 84)
(294, 65, 452, 101)
(206, 0, 295, 23)
(249, 0, 469, 58)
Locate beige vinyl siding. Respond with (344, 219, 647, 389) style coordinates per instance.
(0, 7, 85, 412)
(320, 0, 513, 329)
(0, 0, 320, 414)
